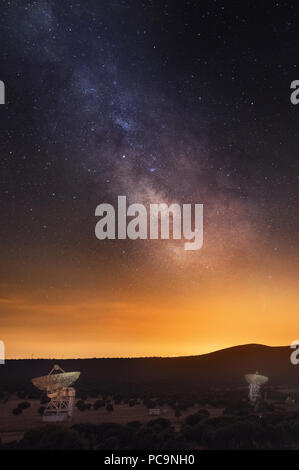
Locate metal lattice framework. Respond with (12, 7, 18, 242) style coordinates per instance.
(245, 371, 268, 404)
(32, 365, 80, 422)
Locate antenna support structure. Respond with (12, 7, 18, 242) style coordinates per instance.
(244, 371, 268, 405)
(32, 364, 80, 422)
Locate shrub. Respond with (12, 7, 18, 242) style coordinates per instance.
(76, 400, 87, 411)
(127, 420, 142, 429)
(223, 400, 253, 416)
(94, 399, 105, 410)
(19, 426, 87, 450)
(147, 418, 171, 431)
(18, 401, 31, 410)
(185, 409, 209, 426)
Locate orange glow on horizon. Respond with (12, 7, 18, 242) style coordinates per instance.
(2, 266, 298, 359)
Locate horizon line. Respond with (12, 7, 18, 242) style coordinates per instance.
(4, 342, 288, 361)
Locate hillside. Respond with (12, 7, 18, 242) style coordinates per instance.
(0, 344, 297, 395)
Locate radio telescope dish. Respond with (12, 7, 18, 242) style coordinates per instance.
(245, 372, 268, 386)
(32, 368, 80, 391)
(32, 365, 80, 422)
(244, 371, 268, 404)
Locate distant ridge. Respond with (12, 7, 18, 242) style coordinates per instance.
(5, 343, 287, 360)
(1, 344, 296, 392)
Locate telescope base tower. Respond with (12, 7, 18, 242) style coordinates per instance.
(43, 386, 76, 422)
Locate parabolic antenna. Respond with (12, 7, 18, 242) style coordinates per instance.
(32, 365, 80, 422)
(245, 371, 268, 386)
(32, 369, 80, 391)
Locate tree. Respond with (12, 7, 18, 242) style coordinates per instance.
(127, 420, 142, 429)
(76, 399, 87, 411)
(19, 426, 87, 450)
(94, 399, 105, 410)
(18, 401, 31, 410)
(145, 399, 156, 409)
(185, 409, 209, 426)
(132, 428, 160, 450)
(223, 400, 253, 417)
(147, 418, 172, 432)
(106, 403, 114, 412)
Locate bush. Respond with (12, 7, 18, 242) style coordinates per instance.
(73, 423, 131, 450)
(94, 399, 105, 410)
(19, 426, 87, 450)
(76, 400, 87, 411)
(223, 400, 253, 416)
(13, 408, 22, 415)
(145, 399, 157, 409)
(185, 409, 209, 426)
(18, 401, 31, 410)
(106, 404, 114, 412)
(204, 420, 267, 450)
(182, 422, 206, 443)
(127, 420, 142, 429)
(132, 428, 160, 450)
(147, 418, 171, 431)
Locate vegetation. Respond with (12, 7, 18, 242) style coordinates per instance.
(2, 394, 299, 449)
(18, 401, 31, 410)
(1, 348, 299, 450)
(93, 399, 105, 410)
(38, 406, 45, 416)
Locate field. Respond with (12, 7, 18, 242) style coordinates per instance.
(1, 347, 299, 449)
(0, 394, 224, 444)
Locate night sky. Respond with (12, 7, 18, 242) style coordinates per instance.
(0, 1, 298, 358)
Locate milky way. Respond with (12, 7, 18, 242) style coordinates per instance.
(0, 1, 298, 357)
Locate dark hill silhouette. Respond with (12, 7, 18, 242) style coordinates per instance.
(0, 344, 297, 394)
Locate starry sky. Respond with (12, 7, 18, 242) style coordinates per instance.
(0, 0, 298, 358)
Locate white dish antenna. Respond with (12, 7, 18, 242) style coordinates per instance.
(32, 365, 80, 422)
(245, 371, 268, 386)
(32, 364, 80, 392)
